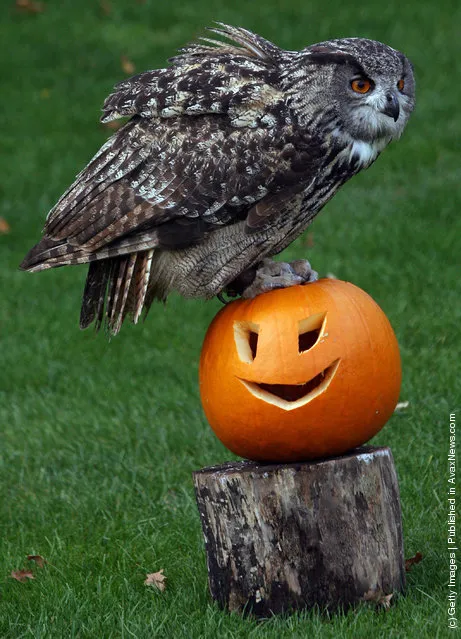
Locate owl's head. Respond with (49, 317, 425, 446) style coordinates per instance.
(284, 38, 415, 146)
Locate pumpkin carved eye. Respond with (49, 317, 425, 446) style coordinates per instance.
(234, 321, 259, 363)
(298, 313, 326, 353)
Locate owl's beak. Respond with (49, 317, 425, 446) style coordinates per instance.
(381, 92, 400, 122)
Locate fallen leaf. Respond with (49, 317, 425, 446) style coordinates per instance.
(100, 0, 111, 15)
(27, 555, 46, 568)
(363, 589, 393, 609)
(0, 218, 10, 234)
(10, 569, 35, 583)
(405, 551, 423, 572)
(40, 88, 50, 99)
(16, 0, 44, 13)
(395, 401, 410, 412)
(102, 120, 124, 131)
(121, 55, 135, 75)
(302, 233, 315, 248)
(145, 569, 166, 591)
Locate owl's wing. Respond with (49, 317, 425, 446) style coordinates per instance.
(22, 28, 317, 271)
(39, 114, 301, 250)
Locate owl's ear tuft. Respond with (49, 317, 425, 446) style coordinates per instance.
(307, 47, 365, 74)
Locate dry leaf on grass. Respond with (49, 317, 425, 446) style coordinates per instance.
(363, 589, 393, 609)
(100, 0, 111, 15)
(121, 55, 135, 75)
(145, 569, 166, 591)
(302, 233, 315, 248)
(102, 120, 124, 131)
(0, 218, 10, 234)
(395, 401, 410, 412)
(405, 551, 423, 572)
(27, 555, 46, 568)
(10, 569, 35, 583)
(16, 0, 44, 13)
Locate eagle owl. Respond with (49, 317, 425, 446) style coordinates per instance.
(21, 24, 415, 334)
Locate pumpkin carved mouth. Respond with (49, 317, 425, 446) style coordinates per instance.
(239, 359, 340, 411)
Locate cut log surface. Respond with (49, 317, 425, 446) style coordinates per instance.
(193, 446, 405, 616)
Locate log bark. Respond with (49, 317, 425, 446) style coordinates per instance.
(193, 446, 405, 616)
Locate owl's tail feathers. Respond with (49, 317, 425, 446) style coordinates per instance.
(20, 237, 89, 272)
(21, 233, 168, 335)
(21, 241, 160, 334)
(80, 249, 157, 335)
(21, 229, 163, 273)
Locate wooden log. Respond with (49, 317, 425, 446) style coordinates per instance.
(193, 446, 405, 616)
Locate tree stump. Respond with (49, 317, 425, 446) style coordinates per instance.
(193, 446, 405, 616)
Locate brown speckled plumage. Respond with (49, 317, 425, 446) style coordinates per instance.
(21, 23, 415, 334)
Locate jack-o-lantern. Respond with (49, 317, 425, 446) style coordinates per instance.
(199, 279, 401, 462)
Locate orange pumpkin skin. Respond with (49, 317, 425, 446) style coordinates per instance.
(199, 280, 401, 462)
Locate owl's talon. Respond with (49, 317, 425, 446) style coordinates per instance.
(239, 258, 318, 299)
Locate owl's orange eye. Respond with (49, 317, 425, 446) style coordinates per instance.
(397, 78, 405, 92)
(351, 79, 372, 94)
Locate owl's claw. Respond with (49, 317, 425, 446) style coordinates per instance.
(239, 258, 318, 299)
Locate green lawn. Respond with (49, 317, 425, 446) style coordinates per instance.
(1, 0, 460, 637)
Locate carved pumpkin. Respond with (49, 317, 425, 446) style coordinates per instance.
(199, 279, 401, 462)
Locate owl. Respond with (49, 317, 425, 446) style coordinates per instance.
(21, 23, 415, 334)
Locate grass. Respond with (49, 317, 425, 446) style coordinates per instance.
(1, 0, 460, 636)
